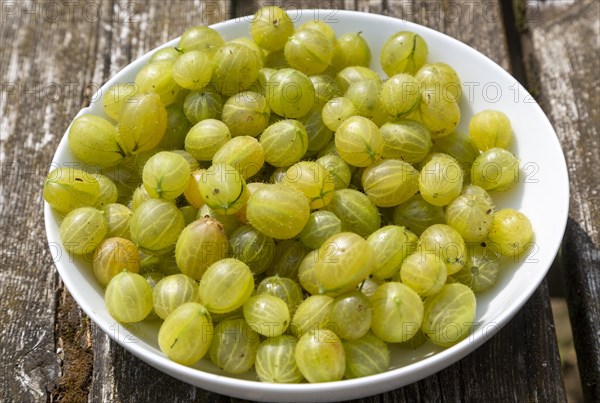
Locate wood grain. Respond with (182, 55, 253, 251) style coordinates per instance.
(1, 0, 106, 400)
(0, 0, 572, 401)
(520, 0, 600, 400)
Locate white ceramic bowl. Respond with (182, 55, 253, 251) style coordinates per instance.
(44, 9, 569, 402)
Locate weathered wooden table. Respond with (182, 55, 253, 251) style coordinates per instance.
(1, 0, 598, 402)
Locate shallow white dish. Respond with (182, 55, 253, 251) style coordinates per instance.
(44, 9, 569, 402)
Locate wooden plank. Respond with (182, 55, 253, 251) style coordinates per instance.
(519, 0, 600, 401)
(0, 0, 109, 400)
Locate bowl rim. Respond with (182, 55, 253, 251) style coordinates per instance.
(44, 9, 570, 402)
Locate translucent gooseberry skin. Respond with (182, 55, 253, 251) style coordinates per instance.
(323, 189, 381, 238)
(256, 276, 304, 316)
(183, 90, 223, 124)
(175, 217, 228, 280)
(415, 62, 462, 102)
(335, 66, 380, 93)
(131, 185, 152, 211)
(158, 302, 213, 366)
(102, 83, 138, 120)
(198, 258, 254, 314)
(295, 329, 346, 383)
(230, 36, 266, 67)
(346, 80, 390, 126)
(198, 162, 250, 215)
(329, 290, 373, 340)
(172, 50, 212, 91)
(393, 194, 446, 236)
(221, 91, 270, 138)
(380, 74, 421, 117)
(367, 225, 419, 280)
(380, 31, 428, 76)
(135, 61, 182, 106)
(400, 251, 448, 296)
(229, 224, 275, 275)
(421, 283, 476, 347)
(152, 274, 200, 319)
(265, 69, 315, 118)
(469, 110, 512, 151)
(210, 43, 261, 96)
(471, 148, 520, 192)
(432, 130, 479, 172)
(101, 203, 132, 240)
(235, 182, 268, 224)
(298, 20, 335, 41)
(68, 114, 125, 168)
(246, 184, 310, 240)
(255, 335, 304, 383)
(419, 223, 466, 275)
(487, 208, 534, 257)
(250, 6, 295, 51)
(60, 207, 107, 255)
(93, 237, 140, 287)
(209, 318, 260, 374)
(452, 244, 501, 293)
(213, 136, 265, 180)
(290, 295, 334, 338)
(418, 153, 464, 206)
(380, 119, 432, 163)
(370, 282, 424, 343)
(184, 119, 231, 162)
(361, 159, 419, 207)
(284, 28, 334, 75)
(297, 250, 320, 295)
(321, 96, 358, 132)
(105, 271, 153, 323)
(43, 167, 100, 214)
(445, 186, 495, 242)
(178, 25, 224, 56)
(129, 199, 185, 256)
(316, 154, 352, 191)
(117, 92, 167, 155)
(260, 119, 309, 167)
(298, 211, 342, 250)
(170, 149, 200, 174)
(332, 32, 372, 71)
(243, 294, 290, 337)
(183, 169, 206, 209)
(149, 47, 180, 64)
(310, 75, 341, 107)
(267, 240, 310, 279)
(142, 151, 190, 200)
(313, 232, 374, 295)
(335, 116, 384, 167)
(282, 161, 335, 209)
(299, 107, 334, 154)
(416, 89, 461, 138)
(343, 332, 390, 379)
(92, 173, 118, 208)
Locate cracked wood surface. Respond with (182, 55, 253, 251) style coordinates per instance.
(1, 0, 587, 401)
(519, 0, 600, 401)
